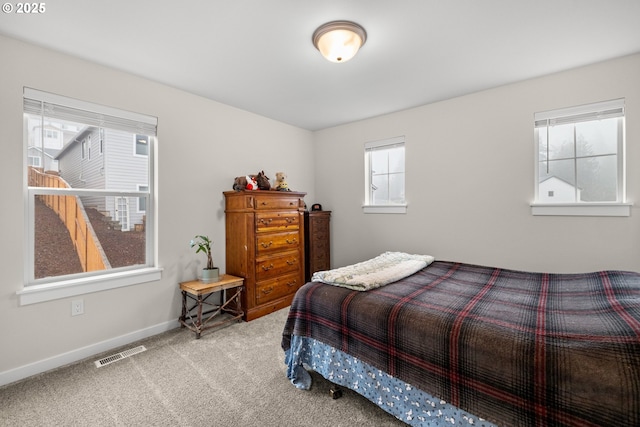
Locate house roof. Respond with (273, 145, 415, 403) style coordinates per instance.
(2, 1, 639, 131)
(28, 146, 58, 160)
(55, 126, 95, 160)
(540, 175, 582, 191)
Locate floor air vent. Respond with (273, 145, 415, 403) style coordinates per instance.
(94, 345, 147, 368)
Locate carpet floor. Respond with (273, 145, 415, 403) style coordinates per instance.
(0, 308, 405, 426)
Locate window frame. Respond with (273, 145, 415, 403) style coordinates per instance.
(19, 88, 161, 305)
(363, 136, 407, 214)
(531, 99, 631, 217)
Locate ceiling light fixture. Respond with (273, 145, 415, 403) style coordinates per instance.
(312, 20, 367, 63)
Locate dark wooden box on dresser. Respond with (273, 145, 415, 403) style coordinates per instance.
(304, 210, 331, 282)
(224, 190, 306, 321)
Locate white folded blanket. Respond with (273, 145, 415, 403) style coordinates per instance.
(311, 251, 434, 291)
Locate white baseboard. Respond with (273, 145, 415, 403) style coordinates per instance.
(0, 319, 180, 387)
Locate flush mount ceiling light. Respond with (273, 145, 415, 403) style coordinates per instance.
(312, 20, 367, 63)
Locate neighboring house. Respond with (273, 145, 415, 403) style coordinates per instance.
(26, 119, 75, 172)
(27, 146, 59, 172)
(55, 125, 148, 231)
(539, 176, 582, 202)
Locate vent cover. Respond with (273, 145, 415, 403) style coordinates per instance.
(94, 345, 147, 368)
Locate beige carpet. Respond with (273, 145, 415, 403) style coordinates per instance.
(0, 308, 405, 426)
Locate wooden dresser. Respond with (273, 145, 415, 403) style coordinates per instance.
(304, 210, 331, 282)
(224, 190, 306, 321)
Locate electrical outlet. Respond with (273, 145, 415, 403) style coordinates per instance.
(71, 299, 84, 316)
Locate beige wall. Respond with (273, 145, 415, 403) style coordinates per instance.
(0, 35, 314, 382)
(314, 53, 640, 274)
(2, 33, 639, 385)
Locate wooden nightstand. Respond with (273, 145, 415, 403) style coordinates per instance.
(179, 274, 244, 338)
(304, 210, 331, 282)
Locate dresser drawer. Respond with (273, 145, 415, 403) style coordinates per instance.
(254, 195, 301, 210)
(255, 273, 301, 304)
(314, 217, 330, 228)
(256, 231, 300, 254)
(311, 239, 329, 252)
(256, 252, 300, 281)
(311, 229, 329, 242)
(310, 251, 330, 272)
(255, 212, 299, 232)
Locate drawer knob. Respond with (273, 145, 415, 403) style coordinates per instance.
(261, 263, 274, 271)
(286, 259, 296, 265)
(287, 280, 297, 287)
(259, 218, 273, 225)
(261, 241, 273, 248)
(261, 287, 274, 295)
(285, 217, 294, 223)
(285, 238, 297, 244)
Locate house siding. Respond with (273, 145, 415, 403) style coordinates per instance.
(57, 133, 86, 188)
(58, 127, 106, 211)
(538, 176, 581, 202)
(56, 127, 147, 229)
(104, 129, 148, 229)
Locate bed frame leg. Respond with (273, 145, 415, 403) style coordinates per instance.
(329, 385, 343, 399)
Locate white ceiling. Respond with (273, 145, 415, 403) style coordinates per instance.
(1, 0, 640, 131)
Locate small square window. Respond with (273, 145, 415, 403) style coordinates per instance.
(364, 136, 406, 214)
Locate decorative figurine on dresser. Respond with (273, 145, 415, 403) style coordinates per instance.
(304, 208, 331, 282)
(224, 190, 306, 321)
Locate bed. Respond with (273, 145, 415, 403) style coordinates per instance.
(282, 253, 640, 426)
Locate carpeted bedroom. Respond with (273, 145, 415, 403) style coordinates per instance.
(0, 308, 404, 427)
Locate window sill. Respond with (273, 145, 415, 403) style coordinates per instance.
(530, 203, 632, 217)
(17, 267, 163, 305)
(363, 205, 407, 214)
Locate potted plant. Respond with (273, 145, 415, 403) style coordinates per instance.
(190, 235, 219, 283)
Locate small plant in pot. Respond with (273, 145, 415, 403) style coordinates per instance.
(190, 235, 219, 283)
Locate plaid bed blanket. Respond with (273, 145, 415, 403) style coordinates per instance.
(282, 261, 640, 427)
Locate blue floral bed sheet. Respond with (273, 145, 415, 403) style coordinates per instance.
(285, 335, 496, 427)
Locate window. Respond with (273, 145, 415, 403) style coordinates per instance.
(20, 88, 161, 305)
(135, 134, 149, 156)
(532, 99, 630, 216)
(44, 129, 58, 139)
(99, 128, 104, 155)
(364, 136, 406, 214)
(137, 185, 149, 212)
(81, 138, 87, 159)
(28, 155, 42, 168)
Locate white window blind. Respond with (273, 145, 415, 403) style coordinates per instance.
(534, 99, 624, 128)
(23, 88, 157, 136)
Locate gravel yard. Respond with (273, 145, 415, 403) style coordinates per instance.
(34, 198, 145, 279)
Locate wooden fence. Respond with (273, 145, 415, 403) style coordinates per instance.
(29, 167, 109, 272)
